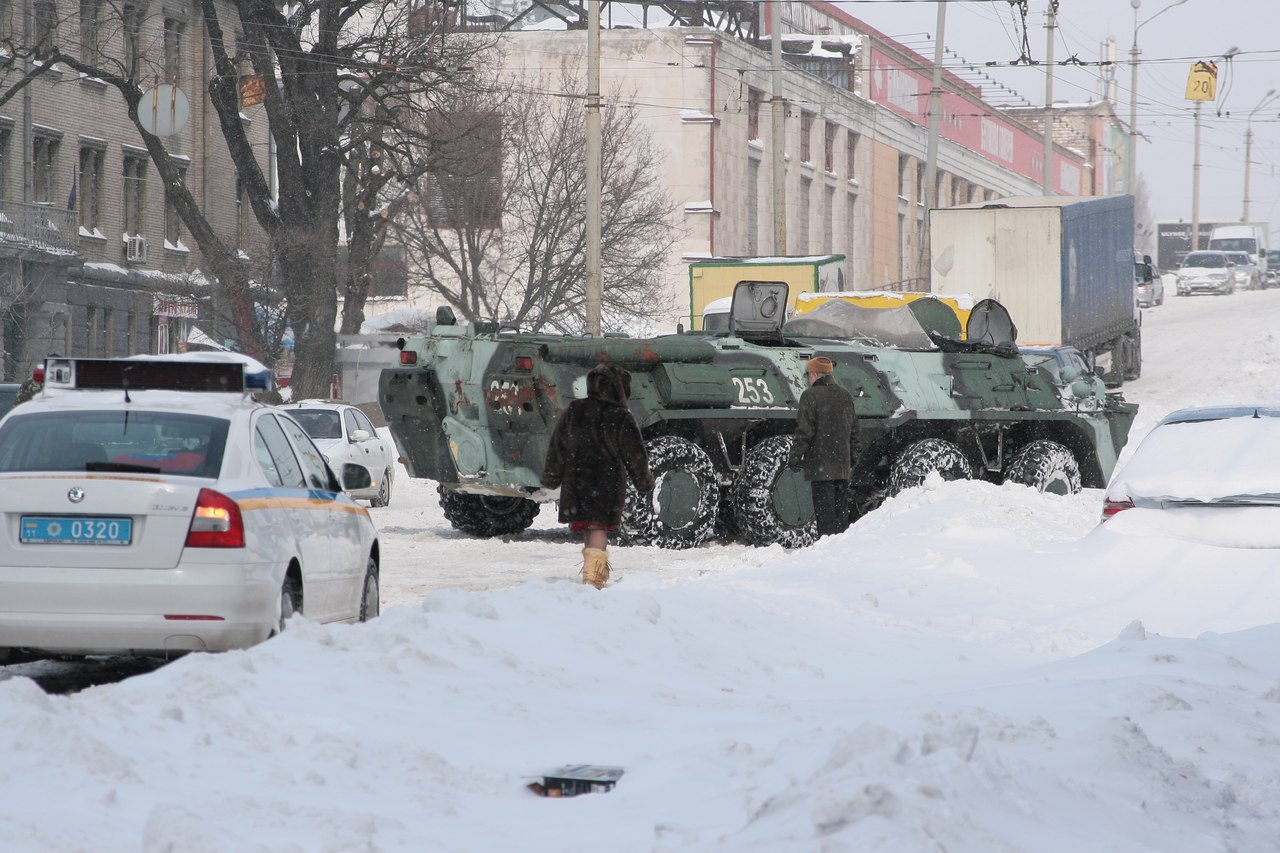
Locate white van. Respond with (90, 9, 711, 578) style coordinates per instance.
(1208, 224, 1269, 281)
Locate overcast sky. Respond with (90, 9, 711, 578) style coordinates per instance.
(842, 0, 1280, 236)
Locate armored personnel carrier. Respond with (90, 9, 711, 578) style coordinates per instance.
(379, 281, 1137, 549)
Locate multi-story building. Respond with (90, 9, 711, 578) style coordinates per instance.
(0, 0, 267, 379)
(372, 0, 1109, 332)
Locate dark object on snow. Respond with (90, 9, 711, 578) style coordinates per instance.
(529, 765, 625, 798)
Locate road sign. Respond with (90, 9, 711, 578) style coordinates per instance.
(1185, 61, 1218, 101)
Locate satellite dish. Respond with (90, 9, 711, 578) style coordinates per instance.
(137, 85, 191, 136)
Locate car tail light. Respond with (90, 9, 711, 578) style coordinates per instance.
(32, 363, 45, 384)
(399, 351, 418, 365)
(1100, 498, 1133, 521)
(185, 488, 245, 548)
(514, 356, 534, 371)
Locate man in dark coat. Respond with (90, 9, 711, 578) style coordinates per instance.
(542, 363, 655, 588)
(787, 356, 857, 538)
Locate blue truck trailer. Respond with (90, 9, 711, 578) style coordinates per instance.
(929, 195, 1142, 385)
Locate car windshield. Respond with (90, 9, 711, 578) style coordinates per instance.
(1229, 254, 1250, 265)
(0, 410, 228, 476)
(0, 385, 18, 419)
(290, 409, 344, 440)
(1182, 253, 1225, 269)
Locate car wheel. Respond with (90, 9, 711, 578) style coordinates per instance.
(370, 469, 392, 507)
(438, 487, 540, 537)
(730, 435, 818, 549)
(274, 574, 301, 636)
(1003, 440, 1082, 496)
(358, 558, 379, 621)
(888, 438, 975, 496)
(619, 436, 719, 549)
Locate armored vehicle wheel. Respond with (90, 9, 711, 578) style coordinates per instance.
(731, 435, 818, 549)
(888, 438, 975, 495)
(1003, 440, 1081, 496)
(438, 486, 540, 537)
(620, 436, 719, 549)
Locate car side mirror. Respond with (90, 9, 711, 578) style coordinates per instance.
(350, 429, 370, 443)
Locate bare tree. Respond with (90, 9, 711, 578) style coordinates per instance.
(1, 1, 490, 397)
(392, 69, 678, 334)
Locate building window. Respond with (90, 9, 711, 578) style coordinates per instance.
(78, 145, 104, 232)
(0, 0, 11, 41)
(824, 186, 834, 253)
(122, 4, 142, 78)
(79, 0, 102, 64)
(0, 128, 9, 200)
(897, 154, 909, 198)
(33, 136, 58, 204)
(746, 158, 759, 255)
(798, 176, 812, 254)
(747, 88, 762, 141)
(163, 18, 186, 87)
(33, 0, 56, 60)
(370, 246, 408, 298)
(165, 163, 187, 246)
(823, 122, 836, 173)
(123, 153, 147, 236)
(916, 162, 926, 207)
(846, 132, 859, 180)
(800, 112, 813, 163)
(424, 112, 502, 230)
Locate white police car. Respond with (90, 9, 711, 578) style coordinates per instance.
(0, 356, 381, 659)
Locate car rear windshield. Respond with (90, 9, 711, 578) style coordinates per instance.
(0, 410, 229, 476)
(289, 409, 343, 440)
(1182, 253, 1224, 268)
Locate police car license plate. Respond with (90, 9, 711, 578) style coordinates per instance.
(20, 516, 133, 545)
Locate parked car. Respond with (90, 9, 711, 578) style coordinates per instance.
(277, 400, 396, 507)
(1267, 249, 1280, 288)
(1134, 257, 1164, 307)
(1175, 251, 1237, 296)
(0, 356, 381, 660)
(1100, 405, 1280, 547)
(1225, 251, 1261, 289)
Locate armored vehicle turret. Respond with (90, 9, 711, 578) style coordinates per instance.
(379, 282, 1137, 549)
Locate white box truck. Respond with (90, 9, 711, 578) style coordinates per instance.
(1208, 223, 1269, 287)
(929, 195, 1142, 385)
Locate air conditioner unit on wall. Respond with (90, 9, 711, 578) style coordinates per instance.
(125, 235, 147, 263)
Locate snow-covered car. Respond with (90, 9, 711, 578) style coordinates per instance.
(277, 401, 395, 507)
(1100, 405, 1280, 547)
(1175, 251, 1237, 296)
(0, 357, 381, 659)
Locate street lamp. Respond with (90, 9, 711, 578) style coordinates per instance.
(1128, 0, 1189, 194)
(1243, 88, 1278, 222)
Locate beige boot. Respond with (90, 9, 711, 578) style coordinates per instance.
(582, 547, 610, 589)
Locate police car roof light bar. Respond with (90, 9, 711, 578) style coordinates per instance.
(42, 358, 257, 393)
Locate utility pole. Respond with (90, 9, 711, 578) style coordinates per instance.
(584, 0, 602, 335)
(919, 0, 947, 287)
(1191, 101, 1202, 250)
(1042, 0, 1057, 195)
(770, 0, 787, 255)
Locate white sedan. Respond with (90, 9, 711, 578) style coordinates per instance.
(278, 400, 396, 507)
(0, 357, 381, 659)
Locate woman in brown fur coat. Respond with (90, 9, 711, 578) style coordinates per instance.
(542, 363, 654, 588)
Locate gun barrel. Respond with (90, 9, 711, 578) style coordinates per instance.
(538, 337, 716, 370)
